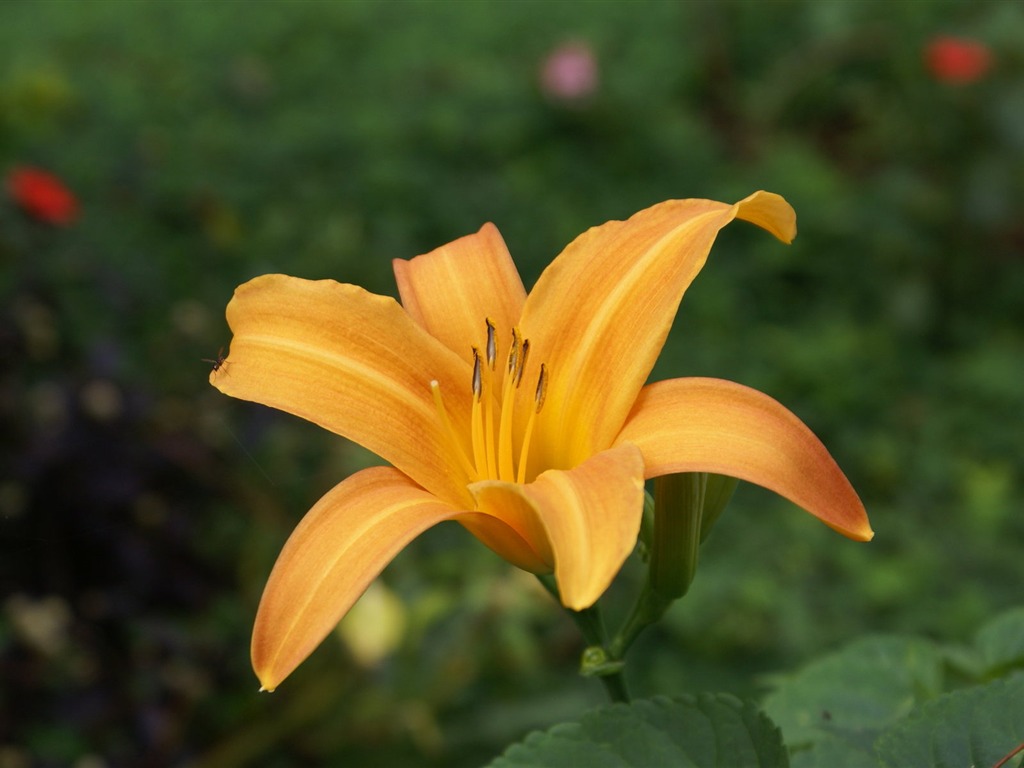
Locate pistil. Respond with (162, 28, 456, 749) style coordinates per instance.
(430, 380, 477, 481)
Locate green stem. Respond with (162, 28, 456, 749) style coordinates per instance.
(539, 473, 732, 702)
(599, 669, 630, 703)
(581, 645, 630, 703)
(537, 574, 631, 703)
(536, 574, 605, 647)
(609, 576, 674, 660)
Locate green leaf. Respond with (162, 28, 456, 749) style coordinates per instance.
(944, 606, 1024, 682)
(486, 694, 789, 768)
(974, 606, 1024, 678)
(762, 636, 944, 752)
(875, 672, 1024, 768)
(788, 732, 877, 768)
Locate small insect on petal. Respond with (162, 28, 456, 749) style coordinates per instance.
(203, 347, 228, 373)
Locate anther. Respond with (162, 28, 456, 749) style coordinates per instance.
(516, 340, 530, 387)
(485, 318, 497, 369)
(506, 328, 520, 377)
(534, 363, 548, 413)
(472, 348, 483, 400)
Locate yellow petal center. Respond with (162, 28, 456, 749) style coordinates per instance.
(431, 319, 547, 486)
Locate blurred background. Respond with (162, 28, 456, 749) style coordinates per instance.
(1, 1, 1022, 766)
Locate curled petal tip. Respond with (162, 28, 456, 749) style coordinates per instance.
(735, 190, 797, 244)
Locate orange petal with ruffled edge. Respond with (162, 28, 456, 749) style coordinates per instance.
(470, 443, 646, 610)
(517, 192, 796, 477)
(211, 274, 474, 507)
(393, 223, 527, 376)
(614, 377, 872, 541)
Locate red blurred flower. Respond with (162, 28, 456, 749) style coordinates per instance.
(6, 166, 79, 225)
(924, 36, 992, 85)
(540, 40, 598, 102)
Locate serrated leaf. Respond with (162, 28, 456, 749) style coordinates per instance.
(974, 606, 1024, 678)
(875, 671, 1024, 768)
(485, 694, 788, 768)
(788, 732, 877, 768)
(762, 636, 944, 751)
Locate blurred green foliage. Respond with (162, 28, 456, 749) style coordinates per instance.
(1, 1, 1022, 766)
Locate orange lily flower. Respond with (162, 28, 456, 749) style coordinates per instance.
(211, 191, 872, 691)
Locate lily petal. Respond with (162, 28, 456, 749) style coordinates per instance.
(470, 444, 646, 610)
(393, 223, 527, 371)
(518, 192, 795, 475)
(252, 466, 462, 692)
(211, 274, 474, 506)
(615, 378, 873, 541)
(456, 506, 554, 575)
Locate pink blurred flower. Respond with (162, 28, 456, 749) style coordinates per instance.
(7, 166, 79, 225)
(540, 41, 598, 102)
(924, 36, 992, 85)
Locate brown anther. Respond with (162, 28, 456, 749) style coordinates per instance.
(516, 340, 530, 387)
(471, 347, 483, 399)
(534, 363, 548, 413)
(506, 328, 520, 376)
(485, 319, 497, 369)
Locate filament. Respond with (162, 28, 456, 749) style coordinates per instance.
(516, 363, 547, 484)
(497, 328, 522, 482)
(470, 349, 488, 477)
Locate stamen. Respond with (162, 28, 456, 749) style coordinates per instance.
(470, 348, 488, 476)
(483, 370, 497, 480)
(516, 340, 530, 387)
(467, 324, 548, 485)
(483, 323, 499, 477)
(506, 328, 520, 377)
(472, 348, 482, 399)
(517, 364, 547, 484)
(497, 329, 522, 482)
(534, 363, 548, 412)
(485, 318, 497, 370)
(430, 380, 477, 480)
